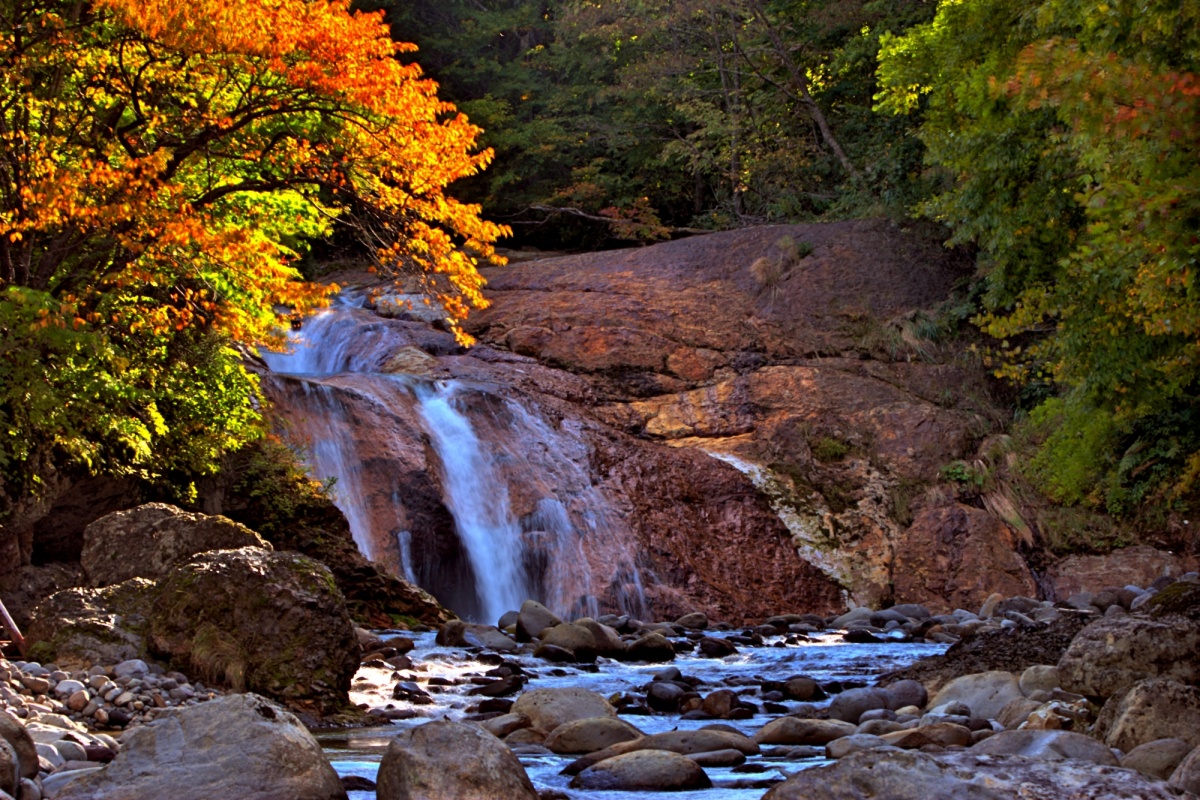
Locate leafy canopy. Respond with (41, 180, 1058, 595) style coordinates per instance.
(0, 0, 506, 502)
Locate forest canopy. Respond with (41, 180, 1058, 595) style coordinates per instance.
(0, 0, 505, 505)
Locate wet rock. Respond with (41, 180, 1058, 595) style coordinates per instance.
(80, 504, 270, 588)
(754, 718, 857, 745)
(573, 619, 625, 658)
(544, 717, 643, 754)
(539, 624, 598, 661)
(698, 637, 737, 658)
(377, 720, 538, 800)
(480, 713, 532, 739)
(436, 621, 518, 653)
(828, 688, 890, 723)
(781, 676, 821, 702)
(625, 632, 676, 662)
(971, 729, 1116, 765)
(1097, 678, 1200, 751)
(701, 689, 739, 718)
(570, 750, 712, 791)
(762, 749, 1183, 800)
(564, 729, 759, 774)
(1058, 615, 1200, 698)
(929, 671, 1022, 720)
(511, 688, 616, 735)
(516, 601, 562, 642)
(688, 748, 746, 766)
(144, 548, 357, 717)
(53, 694, 345, 800)
(675, 612, 709, 630)
(1120, 738, 1193, 780)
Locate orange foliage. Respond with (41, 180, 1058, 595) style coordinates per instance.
(0, 0, 508, 345)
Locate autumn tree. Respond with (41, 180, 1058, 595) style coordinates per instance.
(0, 0, 506, 506)
(878, 0, 1200, 515)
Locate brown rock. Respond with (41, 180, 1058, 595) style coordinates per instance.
(564, 729, 759, 775)
(1121, 738, 1193, 780)
(569, 750, 712, 792)
(880, 722, 972, 749)
(0, 712, 37, 780)
(376, 720, 538, 800)
(892, 504, 1037, 614)
(511, 688, 616, 735)
(1058, 615, 1200, 698)
(1047, 546, 1190, 600)
(80, 504, 270, 588)
(544, 717, 643, 754)
(754, 718, 857, 745)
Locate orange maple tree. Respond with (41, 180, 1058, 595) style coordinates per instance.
(0, 0, 507, 494)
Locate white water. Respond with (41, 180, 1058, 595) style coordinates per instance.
(414, 382, 530, 625)
(263, 300, 645, 622)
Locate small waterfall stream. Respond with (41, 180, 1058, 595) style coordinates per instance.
(261, 298, 645, 622)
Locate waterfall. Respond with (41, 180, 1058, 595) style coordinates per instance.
(414, 382, 529, 625)
(262, 300, 646, 622)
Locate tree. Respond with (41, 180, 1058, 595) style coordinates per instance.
(0, 0, 507, 505)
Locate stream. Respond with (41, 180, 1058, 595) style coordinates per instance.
(321, 629, 945, 799)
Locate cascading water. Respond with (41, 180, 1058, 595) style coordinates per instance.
(261, 296, 646, 622)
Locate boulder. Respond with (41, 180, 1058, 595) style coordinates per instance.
(1120, 738, 1193, 780)
(885, 680, 928, 711)
(0, 740, 15, 800)
(762, 749, 1184, 800)
(1057, 615, 1200, 698)
(1097, 678, 1200, 752)
(675, 612, 709, 630)
(0, 711, 38, 780)
(564, 729, 759, 775)
(53, 694, 345, 800)
(545, 717, 643, 754)
(511, 688, 616, 735)
(435, 621, 518, 653)
(1171, 745, 1200, 796)
(879, 722, 972, 749)
(26, 579, 155, 667)
(147, 547, 358, 716)
(539, 623, 598, 660)
(1018, 665, 1059, 696)
(515, 600, 561, 642)
(573, 619, 625, 657)
(569, 750, 711, 791)
(929, 671, 1022, 720)
(754, 718, 857, 745)
(1047, 546, 1188, 600)
(996, 697, 1041, 729)
(828, 688, 890, 723)
(826, 734, 889, 759)
(81, 504, 270, 588)
(625, 632, 676, 662)
(376, 721, 537, 800)
(479, 714, 531, 739)
(970, 730, 1117, 765)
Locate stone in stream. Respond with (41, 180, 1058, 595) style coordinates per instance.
(826, 733, 889, 759)
(515, 600, 561, 642)
(753, 717, 857, 746)
(929, 670, 1022, 719)
(573, 619, 626, 658)
(698, 636, 738, 658)
(435, 621, 518, 653)
(827, 687, 890, 723)
(544, 717, 644, 754)
(624, 632, 676, 662)
(52, 694, 345, 800)
(879, 722, 972, 749)
(1120, 738, 1193, 780)
(569, 750, 712, 791)
(675, 612, 709, 630)
(511, 688, 616, 735)
(538, 623, 598, 662)
(563, 729, 759, 775)
(762, 749, 1184, 800)
(377, 720, 538, 800)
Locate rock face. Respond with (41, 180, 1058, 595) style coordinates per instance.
(53, 693, 346, 800)
(1057, 615, 1200, 698)
(762, 749, 1184, 800)
(147, 547, 358, 716)
(81, 503, 270, 587)
(375, 721, 538, 800)
(1046, 546, 1192, 601)
(262, 221, 1019, 619)
(892, 505, 1037, 613)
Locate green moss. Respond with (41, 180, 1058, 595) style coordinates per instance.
(812, 437, 851, 463)
(1149, 581, 1200, 620)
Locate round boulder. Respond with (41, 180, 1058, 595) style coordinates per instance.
(1121, 738, 1193, 780)
(570, 750, 711, 791)
(545, 717, 643, 754)
(377, 720, 537, 800)
(754, 717, 856, 745)
(625, 632, 676, 662)
(828, 687, 890, 723)
(929, 671, 1022, 720)
(515, 600, 561, 642)
(147, 547, 358, 716)
(511, 688, 616, 735)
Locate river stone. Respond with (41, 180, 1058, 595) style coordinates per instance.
(1019, 665, 1059, 696)
(762, 749, 1184, 800)
(1057, 615, 1200, 698)
(545, 717, 644, 754)
(479, 713, 531, 739)
(1098, 678, 1200, 751)
(570, 749, 711, 791)
(573, 619, 625, 657)
(539, 623, 598, 660)
(754, 717, 857, 745)
(81, 504, 270, 588)
(377, 720, 537, 800)
(879, 722, 972, 749)
(826, 734, 889, 759)
(885, 680, 928, 710)
(0, 711, 38, 780)
(929, 671, 1022, 719)
(1171, 745, 1200, 795)
(625, 632, 676, 662)
(675, 612, 709, 630)
(970, 730, 1117, 765)
(515, 600, 561, 642)
(53, 693, 345, 800)
(511, 688, 616, 735)
(996, 697, 1042, 729)
(698, 637, 737, 658)
(1120, 738, 1193, 780)
(828, 687, 890, 723)
(688, 749, 746, 766)
(0, 740, 15, 800)
(436, 621, 517, 653)
(564, 729, 759, 774)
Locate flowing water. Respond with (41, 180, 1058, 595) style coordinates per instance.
(262, 298, 647, 622)
(322, 630, 945, 800)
